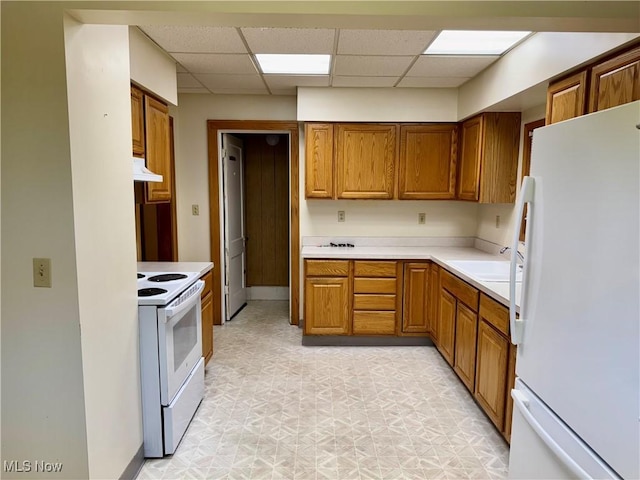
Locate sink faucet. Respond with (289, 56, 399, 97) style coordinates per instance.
(500, 246, 524, 264)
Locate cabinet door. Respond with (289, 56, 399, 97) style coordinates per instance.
(589, 45, 640, 113)
(428, 264, 440, 343)
(304, 277, 349, 335)
(457, 116, 483, 201)
(503, 343, 517, 443)
(545, 71, 588, 124)
(131, 86, 145, 157)
(453, 302, 478, 392)
(305, 123, 334, 198)
(336, 124, 397, 199)
(144, 95, 172, 203)
(402, 262, 430, 333)
(437, 289, 456, 366)
(398, 125, 457, 199)
(474, 320, 509, 430)
(201, 292, 213, 365)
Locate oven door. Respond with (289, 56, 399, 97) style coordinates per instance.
(157, 280, 204, 405)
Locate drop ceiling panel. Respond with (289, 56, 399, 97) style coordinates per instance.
(176, 63, 188, 73)
(172, 53, 257, 74)
(338, 29, 438, 55)
(177, 73, 204, 88)
(398, 76, 469, 88)
(270, 88, 300, 95)
(178, 87, 212, 94)
(139, 26, 247, 53)
(211, 88, 270, 95)
(194, 73, 267, 92)
(334, 55, 414, 76)
(264, 75, 330, 89)
(332, 76, 398, 87)
(242, 27, 335, 54)
(408, 55, 499, 77)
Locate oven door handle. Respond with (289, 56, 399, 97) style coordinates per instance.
(163, 280, 204, 320)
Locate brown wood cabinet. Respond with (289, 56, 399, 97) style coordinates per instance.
(402, 262, 430, 334)
(457, 112, 521, 203)
(437, 288, 457, 366)
(589, 45, 640, 113)
(131, 85, 145, 157)
(353, 261, 398, 335)
(428, 263, 440, 344)
(144, 95, 172, 203)
(453, 302, 478, 392)
(336, 124, 398, 199)
(398, 125, 457, 199)
(503, 343, 517, 442)
(304, 260, 350, 335)
(201, 271, 214, 365)
(546, 71, 588, 125)
(304, 123, 334, 199)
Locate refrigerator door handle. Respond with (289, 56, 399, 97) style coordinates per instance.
(509, 176, 534, 345)
(512, 389, 591, 479)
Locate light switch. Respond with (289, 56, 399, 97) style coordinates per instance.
(418, 213, 426, 224)
(33, 258, 52, 288)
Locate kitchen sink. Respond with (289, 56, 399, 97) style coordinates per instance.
(448, 260, 523, 282)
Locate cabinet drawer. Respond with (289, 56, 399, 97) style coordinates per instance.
(353, 311, 396, 335)
(354, 261, 397, 278)
(354, 278, 396, 294)
(440, 269, 479, 311)
(480, 293, 509, 337)
(353, 294, 396, 311)
(306, 260, 349, 277)
(200, 271, 212, 299)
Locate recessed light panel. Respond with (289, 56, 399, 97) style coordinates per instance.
(424, 30, 531, 55)
(255, 54, 331, 74)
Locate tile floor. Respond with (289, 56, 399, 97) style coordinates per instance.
(137, 301, 509, 480)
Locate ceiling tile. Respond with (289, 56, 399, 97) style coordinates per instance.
(407, 55, 499, 77)
(139, 26, 246, 53)
(194, 73, 267, 93)
(332, 76, 398, 87)
(176, 63, 188, 73)
(172, 53, 257, 74)
(270, 89, 299, 96)
(337, 30, 437, 55)
(241, 27, 335, 54)
(333, 55, 414, 76)
(264, 75, 329, 90)
(210, 88, 270, 95)
(178, 87, 212, 94)
(397, 77, 469, 88)
(177, 73, 204, 88)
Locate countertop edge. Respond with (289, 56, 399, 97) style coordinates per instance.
(137, 261, 214, 278)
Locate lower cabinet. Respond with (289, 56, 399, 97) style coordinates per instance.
(453, 302, 478, 392)
(437, 289, 457, 365)
(200, 271, 214, 364)
(504, 343, 517, 442)
(304, 276, 350, 335)
(402, 262, 430, 334)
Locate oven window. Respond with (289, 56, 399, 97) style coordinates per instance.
(173, 308, 197, 371)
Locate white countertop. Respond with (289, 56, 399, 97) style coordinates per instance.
(138, 261, 213, 278)
(301, 245, 521, 310)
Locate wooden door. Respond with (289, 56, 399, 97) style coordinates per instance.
(437, 289, 457, 366)
(305, 123, 334, 198)
(503, 344, 517, 443)
(131, 85, 145, 157)
(144, 95, 172, 203)
(402, 263, 430, 333)
(304, 277, 349, 335)
(201, 292, 213, 364)
(545, 71, 588, 124)
(428, 264, 440, 344)
(336, 124, 397, 199)
(589, 45, 640, 113)
(474, 320, 509, 430)
(398, 125, 457, 199)
(457, 115, 483, 201)
(453, 302, 478, 392)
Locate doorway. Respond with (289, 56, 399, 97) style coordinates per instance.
(207, 121, 300, 326)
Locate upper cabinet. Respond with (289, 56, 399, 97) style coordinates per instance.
(143, 94, 172, 203)
(305, 123, 334, 199)
(398, 125, 457, 200)
(131, 86, 145, 157)
(457, 112, 521, 204)
(589, 45, 640, 113)
(336, 124, 398, 199)
(545, 71, 588, 125)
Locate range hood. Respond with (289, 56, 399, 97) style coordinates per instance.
(133, 157, 163, 182)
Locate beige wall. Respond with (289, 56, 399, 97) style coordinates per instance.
(65, 18, 142, 479)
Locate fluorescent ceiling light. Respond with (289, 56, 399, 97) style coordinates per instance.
(424, 30, 531, 55)
(255, 54, 331, 75)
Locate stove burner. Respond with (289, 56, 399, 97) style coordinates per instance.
(138, 287, 168, 297)
(147, 273, 188, 283)
(137, 273, 145, 279)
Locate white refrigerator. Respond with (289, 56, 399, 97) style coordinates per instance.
(507, 101, 640, 480)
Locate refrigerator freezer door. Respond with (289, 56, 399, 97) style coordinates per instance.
(509, 380, 620, 479)
(515, 101, 640, 479)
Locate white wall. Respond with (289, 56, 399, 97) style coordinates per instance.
(65, 18, 142, 480)
(129, 26, 177, 105)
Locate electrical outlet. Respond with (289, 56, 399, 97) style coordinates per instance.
(418, 213, 426, 224)
(337, 210, 345, 222)
(192, 204, 200, 216)
(495, 215, 501, 228)
(33, 258, 52, 288)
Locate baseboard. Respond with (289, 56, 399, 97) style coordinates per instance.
(247, 286, 289, 300)
(119, 444, 144, 480)
(302, 335, 433, 346)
